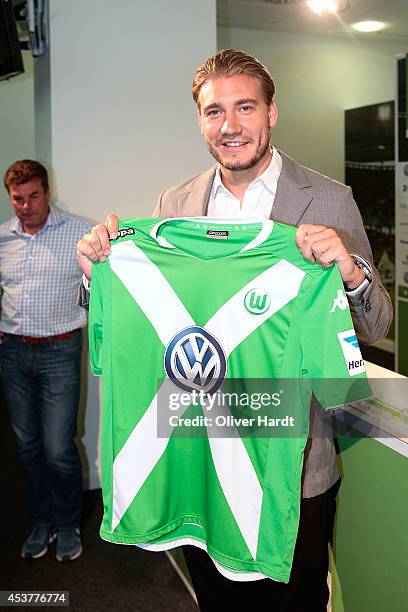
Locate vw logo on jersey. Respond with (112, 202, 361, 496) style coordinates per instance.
(164, 326, 227, 394)
(244, 288, 271, 315)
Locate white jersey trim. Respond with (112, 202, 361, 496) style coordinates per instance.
(150, 217, 273, 253)
(100, 532, 279, 581)
(137, 537, 278, 582)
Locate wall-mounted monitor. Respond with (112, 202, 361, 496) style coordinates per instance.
(0, 0, 24, 81)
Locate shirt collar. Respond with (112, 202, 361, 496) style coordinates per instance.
(212, 147, 282, 199)
(46, 208, 65, 227)
(9, 216, 21, 234)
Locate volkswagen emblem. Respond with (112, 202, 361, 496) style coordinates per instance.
(164, 326, 227, 393)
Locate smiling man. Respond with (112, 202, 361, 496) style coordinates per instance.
(0, 160, 92, 563)
(198, 73, 276, 171)
(76, 50, 392, 611)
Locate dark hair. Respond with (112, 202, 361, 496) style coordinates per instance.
(4, 160, 49, 193)
(192, 49, 275, 108)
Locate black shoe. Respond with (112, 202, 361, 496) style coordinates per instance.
(56, 527, 83, 562)
(21, 524, 56, 559)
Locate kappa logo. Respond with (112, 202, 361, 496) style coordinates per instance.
(330, 289, 349, 313)
(337, 329, 365, 376)
(164, 326, 227, 393)
(244, 289, 271, 315)
(113, 228, 135, 240)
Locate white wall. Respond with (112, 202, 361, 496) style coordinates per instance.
(36, 0, 216, 223)
(218, 27, 404, 182)
(0, 51, 35, 224)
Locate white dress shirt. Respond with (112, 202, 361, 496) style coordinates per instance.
(81, 146, 369, 297)
(207, 148, 369, 296)
(207, 147, 282, 218)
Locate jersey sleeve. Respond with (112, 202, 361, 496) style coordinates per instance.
(300, 265, 371, 409)
(88, 262, 104, 376)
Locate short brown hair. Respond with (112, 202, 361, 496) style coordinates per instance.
(3, 160, 49, 193)
(192, 49, 275, 108)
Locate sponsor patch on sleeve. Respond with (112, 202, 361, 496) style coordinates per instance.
(337, 329, 366, 376)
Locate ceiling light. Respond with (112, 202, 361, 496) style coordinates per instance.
(307, 0, 339, 15)
(352, 21, 385, 33)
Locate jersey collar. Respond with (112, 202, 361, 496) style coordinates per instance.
(150, 217, 274, 252)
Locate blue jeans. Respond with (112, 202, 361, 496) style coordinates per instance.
(0, 332, 83, 528)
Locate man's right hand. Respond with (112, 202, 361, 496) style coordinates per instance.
(76, 214, 120, 280)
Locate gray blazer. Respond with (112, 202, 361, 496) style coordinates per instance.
(153, 151, 393, 497)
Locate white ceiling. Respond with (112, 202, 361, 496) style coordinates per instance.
(217, 0, 408, 42)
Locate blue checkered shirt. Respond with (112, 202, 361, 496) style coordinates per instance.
(0, 208, 92, 337)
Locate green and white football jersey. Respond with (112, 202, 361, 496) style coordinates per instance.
(89, 217, 369, 583)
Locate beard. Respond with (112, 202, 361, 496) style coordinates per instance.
(205, 135, 271, 172)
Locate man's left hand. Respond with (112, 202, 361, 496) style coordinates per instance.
(295, 224, 365, 290)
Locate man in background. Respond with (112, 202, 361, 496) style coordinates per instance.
(0, 160, 92, 562)
(76, 50, 392, 610)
